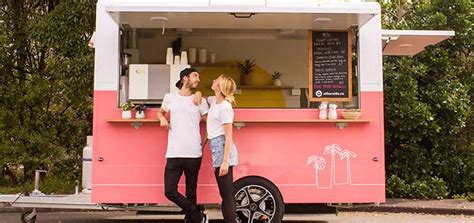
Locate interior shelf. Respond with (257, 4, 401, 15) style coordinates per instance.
(190, 63, 235, 68)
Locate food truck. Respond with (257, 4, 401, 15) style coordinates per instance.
(1, 0, 454, 222)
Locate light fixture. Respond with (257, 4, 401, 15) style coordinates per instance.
(398, 44, 413, 48)
(88, 31, 96, 48)
(381, 36, 399, 41)
(150, 16, 168, 21)
(150, 17, 169, 35)
(230, 13, 256, 19)
(313, 18, 332, 23)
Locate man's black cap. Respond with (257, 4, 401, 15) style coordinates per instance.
(175, 68, 198, 89)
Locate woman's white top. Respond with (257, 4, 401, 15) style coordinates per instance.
(206, 96, 234, 139)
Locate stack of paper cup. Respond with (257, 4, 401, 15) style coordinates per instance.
(166, 47, 173, 65)
(174, 55, 180, 65)
(210, 53, 216, 64)
(180, 51, 188, 65)
(188, 48, 196, 64)
(199, 49, 207, 64)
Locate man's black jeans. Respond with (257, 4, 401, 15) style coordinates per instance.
(164, 158, 202, 222)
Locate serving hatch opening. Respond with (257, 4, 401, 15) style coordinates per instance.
(381, 29, 455, 56)
(105, 3, 379, 30)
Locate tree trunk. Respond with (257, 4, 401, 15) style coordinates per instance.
(3, 164, 18, 184)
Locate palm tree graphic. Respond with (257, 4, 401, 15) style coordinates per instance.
(323, 144, 342, 187)
(306, 145, 383, 188)
(307, 156, 326, 188)
(338, 149, 357, 184)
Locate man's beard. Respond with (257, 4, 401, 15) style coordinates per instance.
(186, 82, 198, 89)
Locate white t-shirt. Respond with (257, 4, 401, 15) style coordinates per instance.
(206, 96, 234, 139)
(161, 92, 209, 158)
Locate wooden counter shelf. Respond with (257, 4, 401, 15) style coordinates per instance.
(107, 118, 369, 129)
(232, 119, 370, 129)
(107, 119, 160, 129)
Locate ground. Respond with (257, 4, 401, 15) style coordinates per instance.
(0, 211, 473, 223)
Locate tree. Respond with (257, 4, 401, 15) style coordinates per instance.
(0, 1, 96, 182)
(381, 0, 473, 198)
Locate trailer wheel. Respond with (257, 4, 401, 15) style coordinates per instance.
(234, 176, 284, 223)
(20, 209, 37, 223)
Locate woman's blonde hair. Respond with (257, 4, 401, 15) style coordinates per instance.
(217, 74, 237, 105)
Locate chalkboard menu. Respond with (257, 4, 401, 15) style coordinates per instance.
(308, 31, 352, 102)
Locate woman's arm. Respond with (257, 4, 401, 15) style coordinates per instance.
(219, 123, 233, 176)
(193, 91, 203, 106)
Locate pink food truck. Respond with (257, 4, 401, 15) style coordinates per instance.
(2, 0, 454, 222)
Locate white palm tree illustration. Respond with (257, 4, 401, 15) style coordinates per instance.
(323, 144, 343, 186)
(339, 149, 357, 184)
(307, 156, 326, 187)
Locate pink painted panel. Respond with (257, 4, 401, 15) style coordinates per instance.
(92, 90, 385, 204)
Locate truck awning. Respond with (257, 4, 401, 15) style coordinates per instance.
(382, 29, 455, 56)
(103, 2, 380, 30)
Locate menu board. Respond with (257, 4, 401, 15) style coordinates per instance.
(308, 31, 352, 102)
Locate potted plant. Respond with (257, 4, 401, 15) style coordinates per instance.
(134, 104, 147, 119)
(172, 37, 182, 55)
(272, 71, 283, 87)
(120, 101, 133, 119)
(236, 59, 256, 86)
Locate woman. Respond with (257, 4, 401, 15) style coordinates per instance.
(200, 74, 239, 223)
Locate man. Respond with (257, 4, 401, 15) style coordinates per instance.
(157, 68, 209, 223)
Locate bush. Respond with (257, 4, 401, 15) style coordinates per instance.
(453, 192, 474, 202)
(386, 175, 409, 198)
(382, 0, 473, 199)
(387, 175, 449, 199)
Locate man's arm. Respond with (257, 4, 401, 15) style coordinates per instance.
(158, 94, 171, 129)
(157, 107, 170, 129)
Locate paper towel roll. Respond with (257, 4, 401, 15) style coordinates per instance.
(198, 49, 207, 64)
(188, 48, 196, 63)
(210, 53, 216, 64)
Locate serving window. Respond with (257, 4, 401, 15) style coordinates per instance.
(118, 27, 360, 109)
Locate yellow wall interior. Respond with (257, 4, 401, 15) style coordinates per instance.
(195, 61, 287, 108)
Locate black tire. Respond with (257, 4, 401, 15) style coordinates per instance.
(20, 209, 37, 223)
(234, 176, 285, 223)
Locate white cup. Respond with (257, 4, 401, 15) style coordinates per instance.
(198, 49, 207, 64)
(174, 55, 180, 65)
(188, 48, 197, 63)
(210, 53, 216, 63)
(166, 47, 173, 65)
(180, 51, 188, 65)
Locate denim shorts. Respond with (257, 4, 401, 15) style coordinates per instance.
(208, 135, 238, 168)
